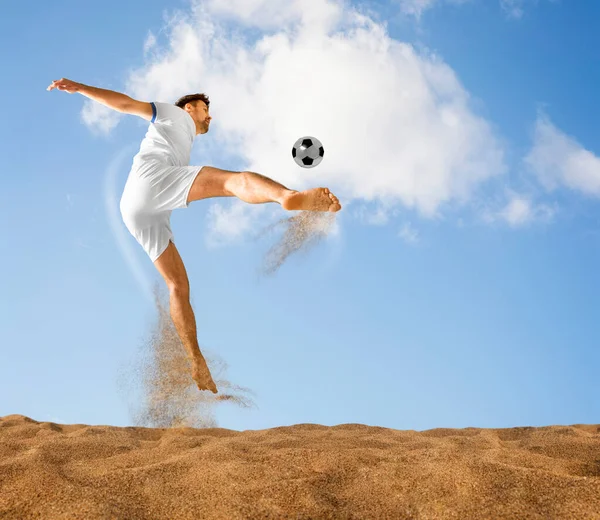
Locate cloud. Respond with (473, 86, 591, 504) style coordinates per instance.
(499, 0, 558, 19)
(500, 195, 532, 225)
(398, 0, 439, 18)
(353, 202, 400, 225)
(143, 31, 157, 57)
(84, 0, 506, 242)
(205, 200, 267, 248)
(398, 0, 470, 19)
(501, 0, 561, 19)
(499, 0, 526, 18)
(81, 100, 121, 136)
(481, 190, 556, 227)
(398, 221, 420, 242)
(498, 194, 555, 227)
(399, 0, 553, 19)
(525, 112, 600, 198)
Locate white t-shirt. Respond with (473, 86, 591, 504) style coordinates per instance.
(132, 102, 196, 167)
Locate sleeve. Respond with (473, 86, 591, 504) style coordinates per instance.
(150, 102, 185, 125)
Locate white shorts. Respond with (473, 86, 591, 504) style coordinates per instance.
(120, 160, 202, 262)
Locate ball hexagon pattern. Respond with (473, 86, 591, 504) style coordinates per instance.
(292, 136, 325, 168)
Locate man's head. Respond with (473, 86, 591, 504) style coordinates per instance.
(175, 93, 211, 135)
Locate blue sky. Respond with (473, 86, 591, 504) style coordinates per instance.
(2, 0, 599, 432)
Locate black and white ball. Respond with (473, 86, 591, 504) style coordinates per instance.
(292, 136, 324, 168)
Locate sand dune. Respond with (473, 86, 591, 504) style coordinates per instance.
(1, 415, 599, 519)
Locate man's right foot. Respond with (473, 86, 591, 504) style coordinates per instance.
(191, 357, 218, 393)
(282, 187, 342, 212)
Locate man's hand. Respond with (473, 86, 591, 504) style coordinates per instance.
(47, 78, 82, 94)
(46, 78, 139, 115)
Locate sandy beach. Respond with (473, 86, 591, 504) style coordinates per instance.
(1, 414, 599, 519)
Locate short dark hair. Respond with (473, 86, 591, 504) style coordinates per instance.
(174, 93, 210, 109)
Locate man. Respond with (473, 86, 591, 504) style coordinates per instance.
(47, 77, 342, 394)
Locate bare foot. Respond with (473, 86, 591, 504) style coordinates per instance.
(191, 356, 218, 393)
(282, 188, 342, 212)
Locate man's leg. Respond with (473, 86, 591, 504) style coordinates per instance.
(186, 166, 342, 211)
(153, 240, 217, 393)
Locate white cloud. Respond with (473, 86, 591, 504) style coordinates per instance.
(399, 0, 553, 19)
(81, 100, 121, 136)
(525, 112, 600, 197)
(500, 0, 558, 19)
(399, 0, 470, 19)
(205, 200, 266, 248)
(398, 221, 420, 242)
(399, 0, 438, 17)
(143, 31, 157, 56)
(353, 202, 401, 225)
(499, 195, 555, 227)
(86, 0, 506, 242)
(501, 0, 561, 19)
(363, 206, 392, 226)
(499, 0, 525, 18)
(500, 195, 531, 225)
(482, 191, 556, 227)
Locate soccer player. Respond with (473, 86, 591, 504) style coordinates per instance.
(48, 78, 342, 394)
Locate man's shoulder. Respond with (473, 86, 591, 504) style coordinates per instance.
(152, 102, 188, 124)
(153, 101, 185, 113)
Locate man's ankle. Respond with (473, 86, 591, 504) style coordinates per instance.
(280, 189, 297, 206)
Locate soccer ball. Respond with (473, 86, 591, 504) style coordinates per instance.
(292, 136, 324, 168)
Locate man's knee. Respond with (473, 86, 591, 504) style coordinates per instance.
(167, 281, 190, 300)
(162, 268, 190, 297)
(154, 241, 190, 296)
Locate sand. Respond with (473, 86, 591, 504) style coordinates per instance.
(5, 280, 600, 519)
(5, 212, 598, 518)
(256, 211, 337, 276)
(114, 281, 256, 431)
(1, 416, 599, 519)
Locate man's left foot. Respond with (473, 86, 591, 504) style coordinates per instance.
(191, 357, 218, 393)
(282, 187, 341, 212)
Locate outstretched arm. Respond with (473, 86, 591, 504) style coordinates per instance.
(47, 78, 153, 120)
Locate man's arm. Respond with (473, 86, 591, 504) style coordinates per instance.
(47, 78, 153, 121)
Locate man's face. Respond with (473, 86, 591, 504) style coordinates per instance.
(194, 101, 211, 132)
